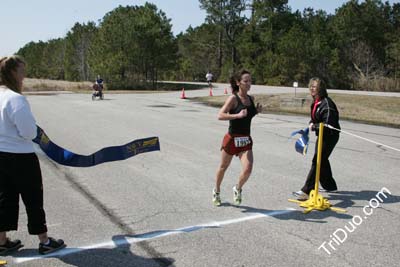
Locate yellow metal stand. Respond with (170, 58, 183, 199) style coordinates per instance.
(289, 123, 346, 214)
(0, 260, 7, 266)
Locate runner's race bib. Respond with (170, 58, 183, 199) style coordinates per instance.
(234, 136, 251, 148)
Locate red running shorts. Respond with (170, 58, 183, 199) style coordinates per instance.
(221, 133, 253, 156)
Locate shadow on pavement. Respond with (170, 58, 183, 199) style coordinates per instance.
(324, 189, 400, 208)
(238, 189, 399, 223)
(12, 235, 174, 267)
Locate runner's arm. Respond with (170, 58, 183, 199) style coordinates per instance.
(218, 96, 246, 120)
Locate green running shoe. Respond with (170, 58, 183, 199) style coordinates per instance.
(233, 185, 242, 205)
(213, 188, 221, 206)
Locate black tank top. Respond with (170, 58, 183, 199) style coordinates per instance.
(229, 93, 258, 135)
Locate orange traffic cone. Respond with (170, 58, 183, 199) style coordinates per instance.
(180, 88, 186, 99)
(209, 87, 213, 96)
(224, 88, 228, 94)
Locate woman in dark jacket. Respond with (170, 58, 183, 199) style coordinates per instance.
(293, 77, 340, 200)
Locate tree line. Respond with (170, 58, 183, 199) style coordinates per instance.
(17, 0, 400, 91)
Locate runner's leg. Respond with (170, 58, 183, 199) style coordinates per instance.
(237, 150, 253, 190)
(215, 150, 234, 192)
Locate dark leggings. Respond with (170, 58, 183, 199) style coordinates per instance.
(0, 152, 47, 235)
(302, 133, 339, 194)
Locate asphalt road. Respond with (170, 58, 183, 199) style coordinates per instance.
(2, 88, 400, 267)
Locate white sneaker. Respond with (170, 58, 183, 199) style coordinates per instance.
(213, 188, 221, 206)
(292, 190, 308, 201)
(233, 185, 242, 205)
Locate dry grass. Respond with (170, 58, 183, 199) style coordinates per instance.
(22, 78, 174, 93)
(193, 93, 400, 128)
(355, 77, 400, 92)
(23, 78, 92, 92)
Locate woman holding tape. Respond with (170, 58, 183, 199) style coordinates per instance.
(212, 70, 262, 206)
(0, 56, 66, 255)
(293, 77, 340, 201)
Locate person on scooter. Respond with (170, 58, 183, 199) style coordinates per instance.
(92, 75, 104, 100)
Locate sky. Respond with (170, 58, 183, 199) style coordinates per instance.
(1, 0, 399, 57)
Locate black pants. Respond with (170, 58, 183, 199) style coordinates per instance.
(302, 133, 339, 194)
(0, 152, 47, 235)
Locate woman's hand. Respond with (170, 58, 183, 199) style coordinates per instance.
(236, 108, 248, 118)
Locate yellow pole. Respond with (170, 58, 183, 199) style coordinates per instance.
(288, 122, 346, 213)
(314, 122, 324, 199)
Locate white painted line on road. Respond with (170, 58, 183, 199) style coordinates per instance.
(325, 124, 400, 152)
(14, 208, 296, 264)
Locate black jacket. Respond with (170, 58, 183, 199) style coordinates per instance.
(310, 96, 340, 136)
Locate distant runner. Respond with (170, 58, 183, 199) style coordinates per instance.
(206, 71, 213, 86)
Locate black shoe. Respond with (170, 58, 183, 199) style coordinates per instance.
(0, 238, 24, 255)
(38, 237, 66, 255)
